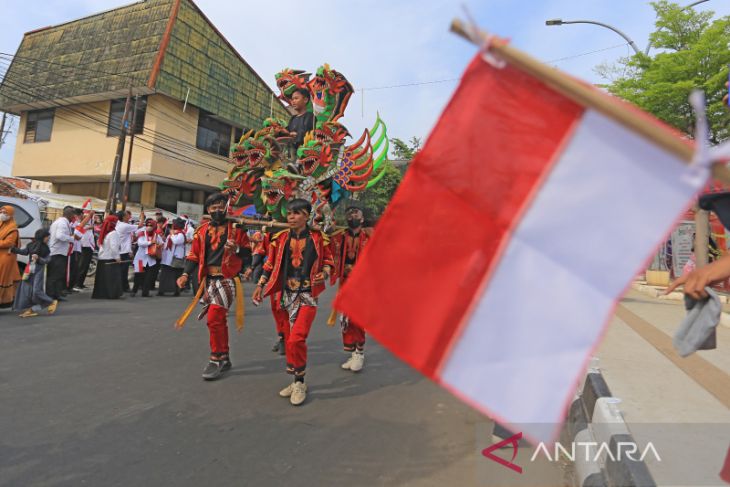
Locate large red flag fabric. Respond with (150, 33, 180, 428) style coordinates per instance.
(335, 54, 705, 442)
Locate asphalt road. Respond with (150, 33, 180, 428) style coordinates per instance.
(0, 284, 569, 487)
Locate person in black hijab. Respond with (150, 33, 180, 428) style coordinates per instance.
(12, 229, 58, 317)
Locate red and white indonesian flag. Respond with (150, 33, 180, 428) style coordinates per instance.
(335, 52, 710, 442)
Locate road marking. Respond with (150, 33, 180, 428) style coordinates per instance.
(615, 304, 730, 409)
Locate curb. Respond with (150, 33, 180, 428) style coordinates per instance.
(563, 369, 656, 487)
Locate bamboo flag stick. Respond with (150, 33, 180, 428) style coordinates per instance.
(227, 216, 348, 232)
(450, 18, 730, 186)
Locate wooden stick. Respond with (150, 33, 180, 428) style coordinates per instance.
(449, 19, 730, 185)
(227, 216, 348, 232)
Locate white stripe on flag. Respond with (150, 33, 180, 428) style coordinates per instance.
(440, 109, 701, 442)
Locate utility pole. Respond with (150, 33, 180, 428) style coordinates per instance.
(121, 95, 139, 212)
(0, 112, 7, 151)
(105, 87, 133, 214)
(695, 208, 709, 267)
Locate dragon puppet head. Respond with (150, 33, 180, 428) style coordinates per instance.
(312, 121, 350, 146)
(307, 64, 354, 124)
(296, 133, 333, 177)
(220, 166, 261, 206)
(275, 68, 310, 104)
(260, 169, 303, 221)
(229, 129, 256, 167)
(233, 135, 282, 170)
(256, 117, 291, 140)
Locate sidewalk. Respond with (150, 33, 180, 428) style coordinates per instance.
(594, 289, 730, 486)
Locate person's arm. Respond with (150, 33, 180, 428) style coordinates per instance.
(110, 232, 121, 261)
(53, 221, 75, 244)
(37, 254, 51, 265)
(136, 236, 151, 248)
(0, 230, 18, 249)
(10, 244, 29, 255)
(171, 233, 185, 245)
(667, 253, 730, 299)
(178, 234, 201, 288)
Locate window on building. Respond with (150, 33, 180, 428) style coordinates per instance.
(107, 96, 147, 137)
(24, 109, 54, 143)
(196, 110, 231, 157)
(126, 182, 142, 204)
(155, 183, 195, 213)
(233, 127, 248, 144)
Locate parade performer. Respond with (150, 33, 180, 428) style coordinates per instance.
(252, 198, 334, 406)
(245, 230, 287, 355)
(176, 193, 251, 381)
(132, 218, 163, 297)
(329, 206, 373, 372)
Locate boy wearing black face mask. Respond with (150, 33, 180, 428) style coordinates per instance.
(177, 193, 252, 381)
(329, 207, 373, 372)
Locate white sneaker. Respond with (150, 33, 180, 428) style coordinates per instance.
(279, 383, 294, 398)
(349, 351, 365, 372)
(341, 352, 356, 370)
(290, 381, 307, 406)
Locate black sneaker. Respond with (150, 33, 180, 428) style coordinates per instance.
(202, 359, 232, 380)
(202, 360, 224, 380)
(271, 339, 281, 353)
(221, 359, 232, 372)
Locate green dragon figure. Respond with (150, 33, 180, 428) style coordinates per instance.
(219, 64, 390, 229)
(308, 64, 354, 127)
(296, 134, 334, 178)
(275, 68, 310, 105)
(259, 169, 303, 221)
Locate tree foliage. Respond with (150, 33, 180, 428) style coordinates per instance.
(598, 1, 730, 143)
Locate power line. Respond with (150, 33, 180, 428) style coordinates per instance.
(0, 51, 136, 82)
(0, 73, 230, 174)
(545, 42, 629, 65)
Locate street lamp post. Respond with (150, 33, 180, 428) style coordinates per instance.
(545, 0, 712, 57)
(545, 19, 642, 55)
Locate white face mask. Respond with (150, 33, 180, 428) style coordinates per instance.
(0, 214, 9, 222)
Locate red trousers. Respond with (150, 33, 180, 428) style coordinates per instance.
(282, 305, 317, 375)
(342, 320, 366, 351)
(207, 304, 229, 355)
(721, 445, 730, 483)
(270, 293, 288, 337)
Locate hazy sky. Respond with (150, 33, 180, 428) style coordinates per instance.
(1, 0, 729, 177)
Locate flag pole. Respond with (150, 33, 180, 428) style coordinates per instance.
(449, 19, 730, 185)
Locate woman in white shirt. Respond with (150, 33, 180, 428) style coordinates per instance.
(158, 218, 187, 297)
(92, 215, 123, 299)
(132, 218, 164, 297)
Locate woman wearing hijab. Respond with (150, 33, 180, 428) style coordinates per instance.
(158, 218, 186, 297)
(92, 215, 123, 300)
(0, 205, 21, 308)
(12, 229, 57, 317)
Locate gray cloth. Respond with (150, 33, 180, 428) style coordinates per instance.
(673, 287, 720, 357)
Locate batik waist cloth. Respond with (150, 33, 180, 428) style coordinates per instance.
(197, 276, 236, 319)
(281, 289, 317, 325)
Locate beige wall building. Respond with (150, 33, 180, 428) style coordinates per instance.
(0, 0, 289, 211)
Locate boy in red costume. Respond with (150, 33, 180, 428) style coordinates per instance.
(329, 206, 373, 372)
(252, 199, 334, 405)
(177, 193, 251, 381)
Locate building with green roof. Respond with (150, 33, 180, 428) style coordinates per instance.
(0, 0, 289, 210)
